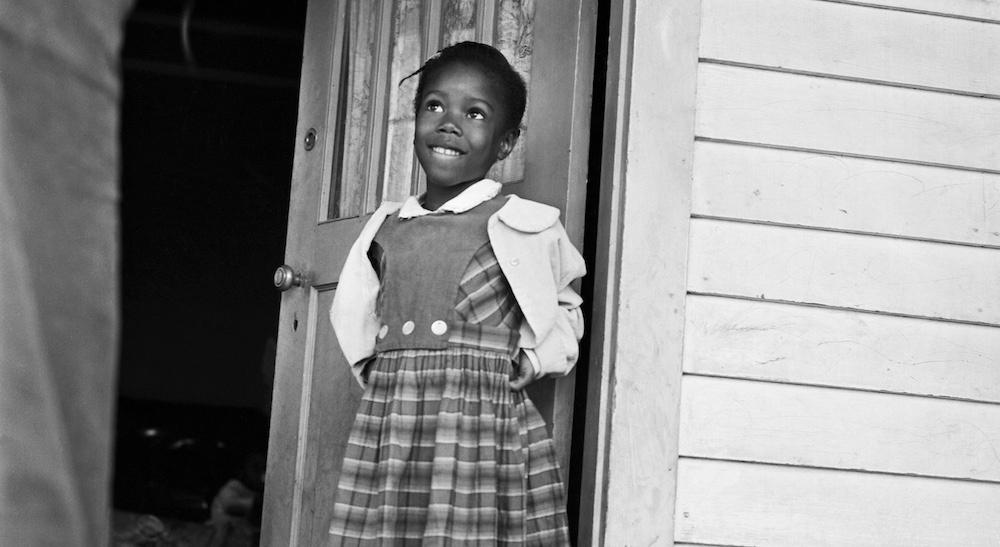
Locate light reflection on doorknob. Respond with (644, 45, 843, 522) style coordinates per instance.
(273, 264, 304, 291)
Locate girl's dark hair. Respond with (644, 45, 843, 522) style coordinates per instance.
(404, 41, 527, 135)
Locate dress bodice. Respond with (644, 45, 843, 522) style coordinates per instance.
(370, 195, 521, 356)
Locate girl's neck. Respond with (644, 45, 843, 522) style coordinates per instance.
(422, 178, 481, 211)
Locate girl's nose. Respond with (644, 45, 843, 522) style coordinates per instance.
(438, 120, 462, 135)
(437, 112, 461, 135)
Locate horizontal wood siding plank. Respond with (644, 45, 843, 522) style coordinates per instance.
(687, 218, 1000, 325)
(846, 0, 1000, 22)
(675, 458, 1000, 546)
(683, 295, 1000, 403)
(695, 64, 1000, 172)
(692, 141, 1000, 247)
(679, 375, 1000, 481)
(701, 0, 1000, 96)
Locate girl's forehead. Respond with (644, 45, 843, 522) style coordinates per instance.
(422, 64, 507, 115)
(424, 63, 498, 95)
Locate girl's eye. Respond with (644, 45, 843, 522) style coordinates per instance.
(468, 110, 486, 120)
(425, 102, 443, 112)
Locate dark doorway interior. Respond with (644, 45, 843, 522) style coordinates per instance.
(113, 0, 305, 543)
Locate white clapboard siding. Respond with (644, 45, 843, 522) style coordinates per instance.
(700, 0, 1000, 97)
(674, 458, 1000, 547)
(856, 0, 1000, 22)
(696, 64, 1000, 172)
(683, 295, 1000, 403)
(679, 375, 1000, 481)
(687, 218, 1000, 325)
(691, 141, 1000, 247)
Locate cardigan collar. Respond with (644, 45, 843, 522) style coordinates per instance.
(494, 195, 561, 233)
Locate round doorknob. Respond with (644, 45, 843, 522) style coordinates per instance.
(273, 264, 304, 291)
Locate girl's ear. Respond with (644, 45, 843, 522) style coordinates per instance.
(496, 128, 520, 160)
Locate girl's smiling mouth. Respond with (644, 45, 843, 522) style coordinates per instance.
(431, 146, 463, 157)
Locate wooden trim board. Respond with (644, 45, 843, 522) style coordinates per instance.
(675, 458, 1000, 546)
(683, 294, 1000, 403)
(679, 374, 1000, 482)
(701, 0, 1000, 97)
(590, 0, 701, 544)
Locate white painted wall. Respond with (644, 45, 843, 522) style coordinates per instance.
(597, 0, 1000, 544)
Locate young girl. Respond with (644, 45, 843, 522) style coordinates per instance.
(328, 41, 585, 545)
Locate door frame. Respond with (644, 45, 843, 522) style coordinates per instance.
(515, 0, 598, 489)
(578, 0, 701, 545)
(262, 1, 603, 545)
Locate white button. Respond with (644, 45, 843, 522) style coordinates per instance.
(377, 325, 389, 339)
(510, 258, 520, 266)
(401, 320, 415, 335)
(431, 320, 448, 336)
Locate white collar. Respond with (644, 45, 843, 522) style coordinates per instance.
(397, 179, 502, 219)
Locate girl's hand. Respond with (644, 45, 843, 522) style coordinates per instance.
(509, 359, 537, 391)
(360, 357, 376, 385)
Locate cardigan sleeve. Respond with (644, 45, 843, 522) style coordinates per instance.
(330, 203, 399, 386)
(524, 221, 586, 377)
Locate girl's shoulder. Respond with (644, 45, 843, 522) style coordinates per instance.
(361, 200, 403, 228)
(496, 194, 562, 234)
(352, 201, 404, 247)
(374, 200, 404, 216)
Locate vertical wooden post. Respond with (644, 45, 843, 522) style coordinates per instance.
(582, 0, 701, 544)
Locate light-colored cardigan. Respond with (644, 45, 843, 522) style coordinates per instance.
(330, 195, 586, 385)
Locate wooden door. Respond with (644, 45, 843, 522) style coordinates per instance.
(261, 1, 596, 545)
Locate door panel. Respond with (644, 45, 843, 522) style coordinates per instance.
(383, 0, 425, 202)
(261, 0, 341, 544)
(329, 1, 384, 219)
(264, 1, 595, 545)
(292, 287, 359, 546)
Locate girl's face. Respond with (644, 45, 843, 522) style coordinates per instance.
(414, 63, 517, 198)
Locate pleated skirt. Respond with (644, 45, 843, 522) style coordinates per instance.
(328, 347, 570, 546)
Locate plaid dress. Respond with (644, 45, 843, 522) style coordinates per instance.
(329, 196, 571, 546)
